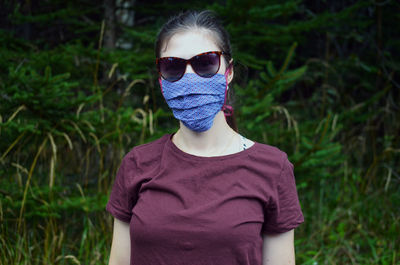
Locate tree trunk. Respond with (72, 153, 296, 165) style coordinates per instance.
(104, 0, 116, 50)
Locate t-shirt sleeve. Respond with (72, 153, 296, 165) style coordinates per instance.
(106, 157, 135, 223)
(262, 155, 304, 234)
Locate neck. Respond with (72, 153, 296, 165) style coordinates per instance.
(172, 111, 238, 156)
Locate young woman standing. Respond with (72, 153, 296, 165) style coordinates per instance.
(107, 10, 304, 265)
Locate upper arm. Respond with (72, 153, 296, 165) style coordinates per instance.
(109, 218, 131, 265)
(262, 229, 295, 265)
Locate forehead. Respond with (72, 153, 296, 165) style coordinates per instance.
(160, 30, 220, 59)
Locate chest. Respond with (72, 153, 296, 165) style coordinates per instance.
(130, 170, 266, 248)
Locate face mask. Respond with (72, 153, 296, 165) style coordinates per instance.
(160, 72, 231, 132)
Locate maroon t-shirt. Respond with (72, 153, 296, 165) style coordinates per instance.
(106, 133, 304, 265)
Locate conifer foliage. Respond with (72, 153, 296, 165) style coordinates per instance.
(0, 0, 399, 264)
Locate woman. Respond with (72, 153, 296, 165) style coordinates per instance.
(107, 10, 304, 265)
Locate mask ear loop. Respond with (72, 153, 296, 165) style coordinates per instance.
(221, 63, 234, 118)
(158, 77, 164, 95)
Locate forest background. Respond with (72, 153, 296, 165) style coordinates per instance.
(0, 0, 399, 264)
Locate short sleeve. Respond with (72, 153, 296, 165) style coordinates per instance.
(106, 157, 135, 223)
(262, 155, 304, 234)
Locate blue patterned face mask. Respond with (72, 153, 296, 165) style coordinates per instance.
(160, 72, 231, 132)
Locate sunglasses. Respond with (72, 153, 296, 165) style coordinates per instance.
(156, 51, 228, 82)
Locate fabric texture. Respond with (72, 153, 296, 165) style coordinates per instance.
(106, 133, 304, 265)
(160, 73, 228, 132)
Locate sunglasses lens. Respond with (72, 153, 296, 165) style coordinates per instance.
(159, 58, 186, 82)
(191, 53, 220, 78)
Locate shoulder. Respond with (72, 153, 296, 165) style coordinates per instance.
(252, 141, 288, 161)
(123, 134, 170, 167)
(248, 140, 289, 171)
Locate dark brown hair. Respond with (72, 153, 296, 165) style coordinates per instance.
(155, 10, 238, 132)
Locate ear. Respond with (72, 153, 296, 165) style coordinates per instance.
(226, 59, 234, 86)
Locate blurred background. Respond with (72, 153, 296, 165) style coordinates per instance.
(0, 0, 399, 264)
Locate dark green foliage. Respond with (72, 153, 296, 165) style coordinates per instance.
(1, 0, 399, 264)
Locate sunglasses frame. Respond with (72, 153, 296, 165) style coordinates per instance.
(156, 51, 229, 82)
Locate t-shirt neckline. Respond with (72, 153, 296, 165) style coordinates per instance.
(166, 132, 259, 162)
